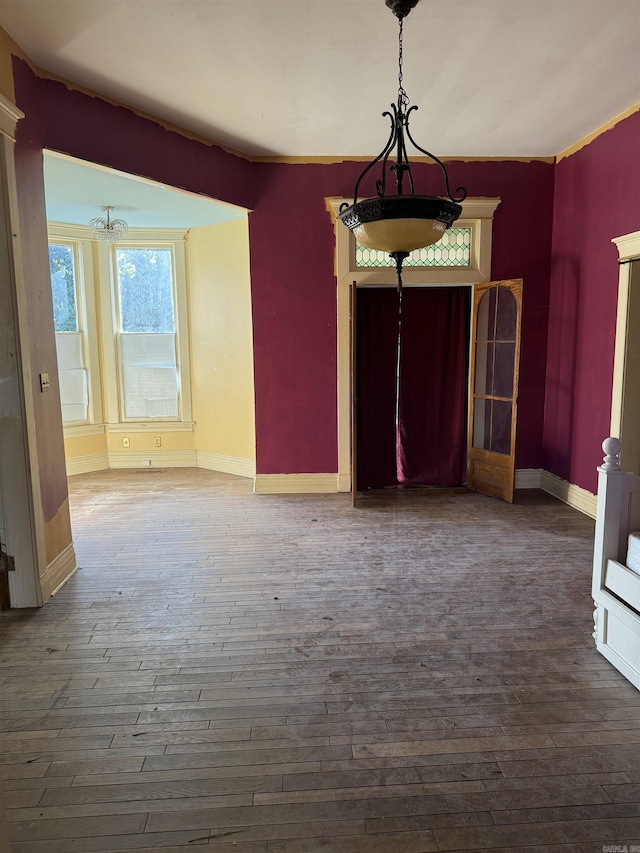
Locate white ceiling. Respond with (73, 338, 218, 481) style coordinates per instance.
(44, 152, 247, 229)
(1, 0, 639, 158)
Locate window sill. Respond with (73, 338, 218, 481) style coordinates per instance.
(63, 424, 105, 438)
(106, 422, 195, 433)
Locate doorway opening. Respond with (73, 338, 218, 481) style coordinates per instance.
(43, 151, 256, 484)
(355, 284, 471, 491)
(328, 196, 501, 492)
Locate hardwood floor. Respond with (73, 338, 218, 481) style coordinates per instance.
(1, 469, 639, 852)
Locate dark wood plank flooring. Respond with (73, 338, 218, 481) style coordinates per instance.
(1, 469, 639, 852)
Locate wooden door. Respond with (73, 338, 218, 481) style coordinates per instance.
(467, 279, 523, 502)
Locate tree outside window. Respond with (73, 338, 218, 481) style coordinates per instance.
(48, 244, 78, 332)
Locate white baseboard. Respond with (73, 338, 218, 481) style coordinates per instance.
(108, 450, 197, 469)
(254, 473, 340, 494)
(541, 470, 597, 518)
(515, 468, 543, 489)
(197, 451, 255, 479)
(40, 543, 77, 602)
(338, 472, 351, 493)
(66, 452, 109, 476)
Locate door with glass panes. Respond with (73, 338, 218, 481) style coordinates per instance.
(467, 279, 522, 503)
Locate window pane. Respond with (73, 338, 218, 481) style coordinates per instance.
(116, 248, 175, 333)
(493, 342, 516, 398)
(476, 288, 497, 342)
(490, 400, 512, 454)
(119, 333, 178, 418)
(495, 286, 517, 340)
(55, 332, 88, 423)
(48, 244, 78, 332)
(472, 397, 491, 450)
(474, 341, 494, 396)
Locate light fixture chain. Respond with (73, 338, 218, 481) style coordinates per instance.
(397, 17, 409, 107)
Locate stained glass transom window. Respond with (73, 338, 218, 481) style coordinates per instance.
(355, 227, 471, 268)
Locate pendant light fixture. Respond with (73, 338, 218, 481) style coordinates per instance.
(339, 0, 467, 288)
(89, 206, 128, 244)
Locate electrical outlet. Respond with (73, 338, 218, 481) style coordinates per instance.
(143, 459, 151, 466)
(122, 437, 130, 448)
(154, 436, 161, 448)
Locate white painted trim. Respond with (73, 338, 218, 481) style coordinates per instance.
(515, 468, 542, 489)
(66, 453, 109, 476)
(338, 471, 351, 493)
(108, 450, 197, 469)
(0, 93, 24, 141)
(197, 451, 255, 478)
(49, 232, 103, 428)
(541, 470, 597, 518)
(40, 543, 77, 602)
(328, 197, 501, 288)
(95, 241, 120, 422)
(254, 473, 339, 494)
(613, 230, 640, 260)
(48, 221, 188, 243)
(0, 134, 43, 608)
(106, 421, 194, 433)
(610, 231, 640, 448)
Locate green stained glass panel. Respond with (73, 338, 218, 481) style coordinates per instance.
(355, 227, 471, 268)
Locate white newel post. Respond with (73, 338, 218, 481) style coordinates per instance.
(592, 437, 625, 640)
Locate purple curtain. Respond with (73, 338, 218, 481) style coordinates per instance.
(356, 288, 399, 490)
(397, 287, 470, 486)
(357, 286, 469, 490)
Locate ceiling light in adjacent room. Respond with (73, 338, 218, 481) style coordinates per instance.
(89, 206, 128, 244)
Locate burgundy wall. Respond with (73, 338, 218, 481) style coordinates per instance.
(249, 158, 554, 473)
(13, 59, 257, 211)
(544, 112, 640, 494)
(13, 58, 556, 479)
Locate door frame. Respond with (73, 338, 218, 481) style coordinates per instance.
(611, 230, 640, 473)
(328, 196, 501, 491)
(0, 94, 44, 607)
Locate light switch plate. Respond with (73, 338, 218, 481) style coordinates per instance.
(39, 372, 50, 393)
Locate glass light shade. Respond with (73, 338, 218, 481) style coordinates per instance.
(352, 217, 446, 252)
(339, 195, 462, 256)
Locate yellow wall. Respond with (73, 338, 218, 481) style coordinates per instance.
(0, 26, 22, 103)
(64, 430, 195, 459)
(105, 431, 194, 454)
(187, 220, 255, 462)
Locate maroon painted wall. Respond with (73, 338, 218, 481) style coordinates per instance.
(13, 59, 256, 211)
(250, 158, 554, 473)
(544, 112, 640, 494)
(13, 58, 555, 479)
